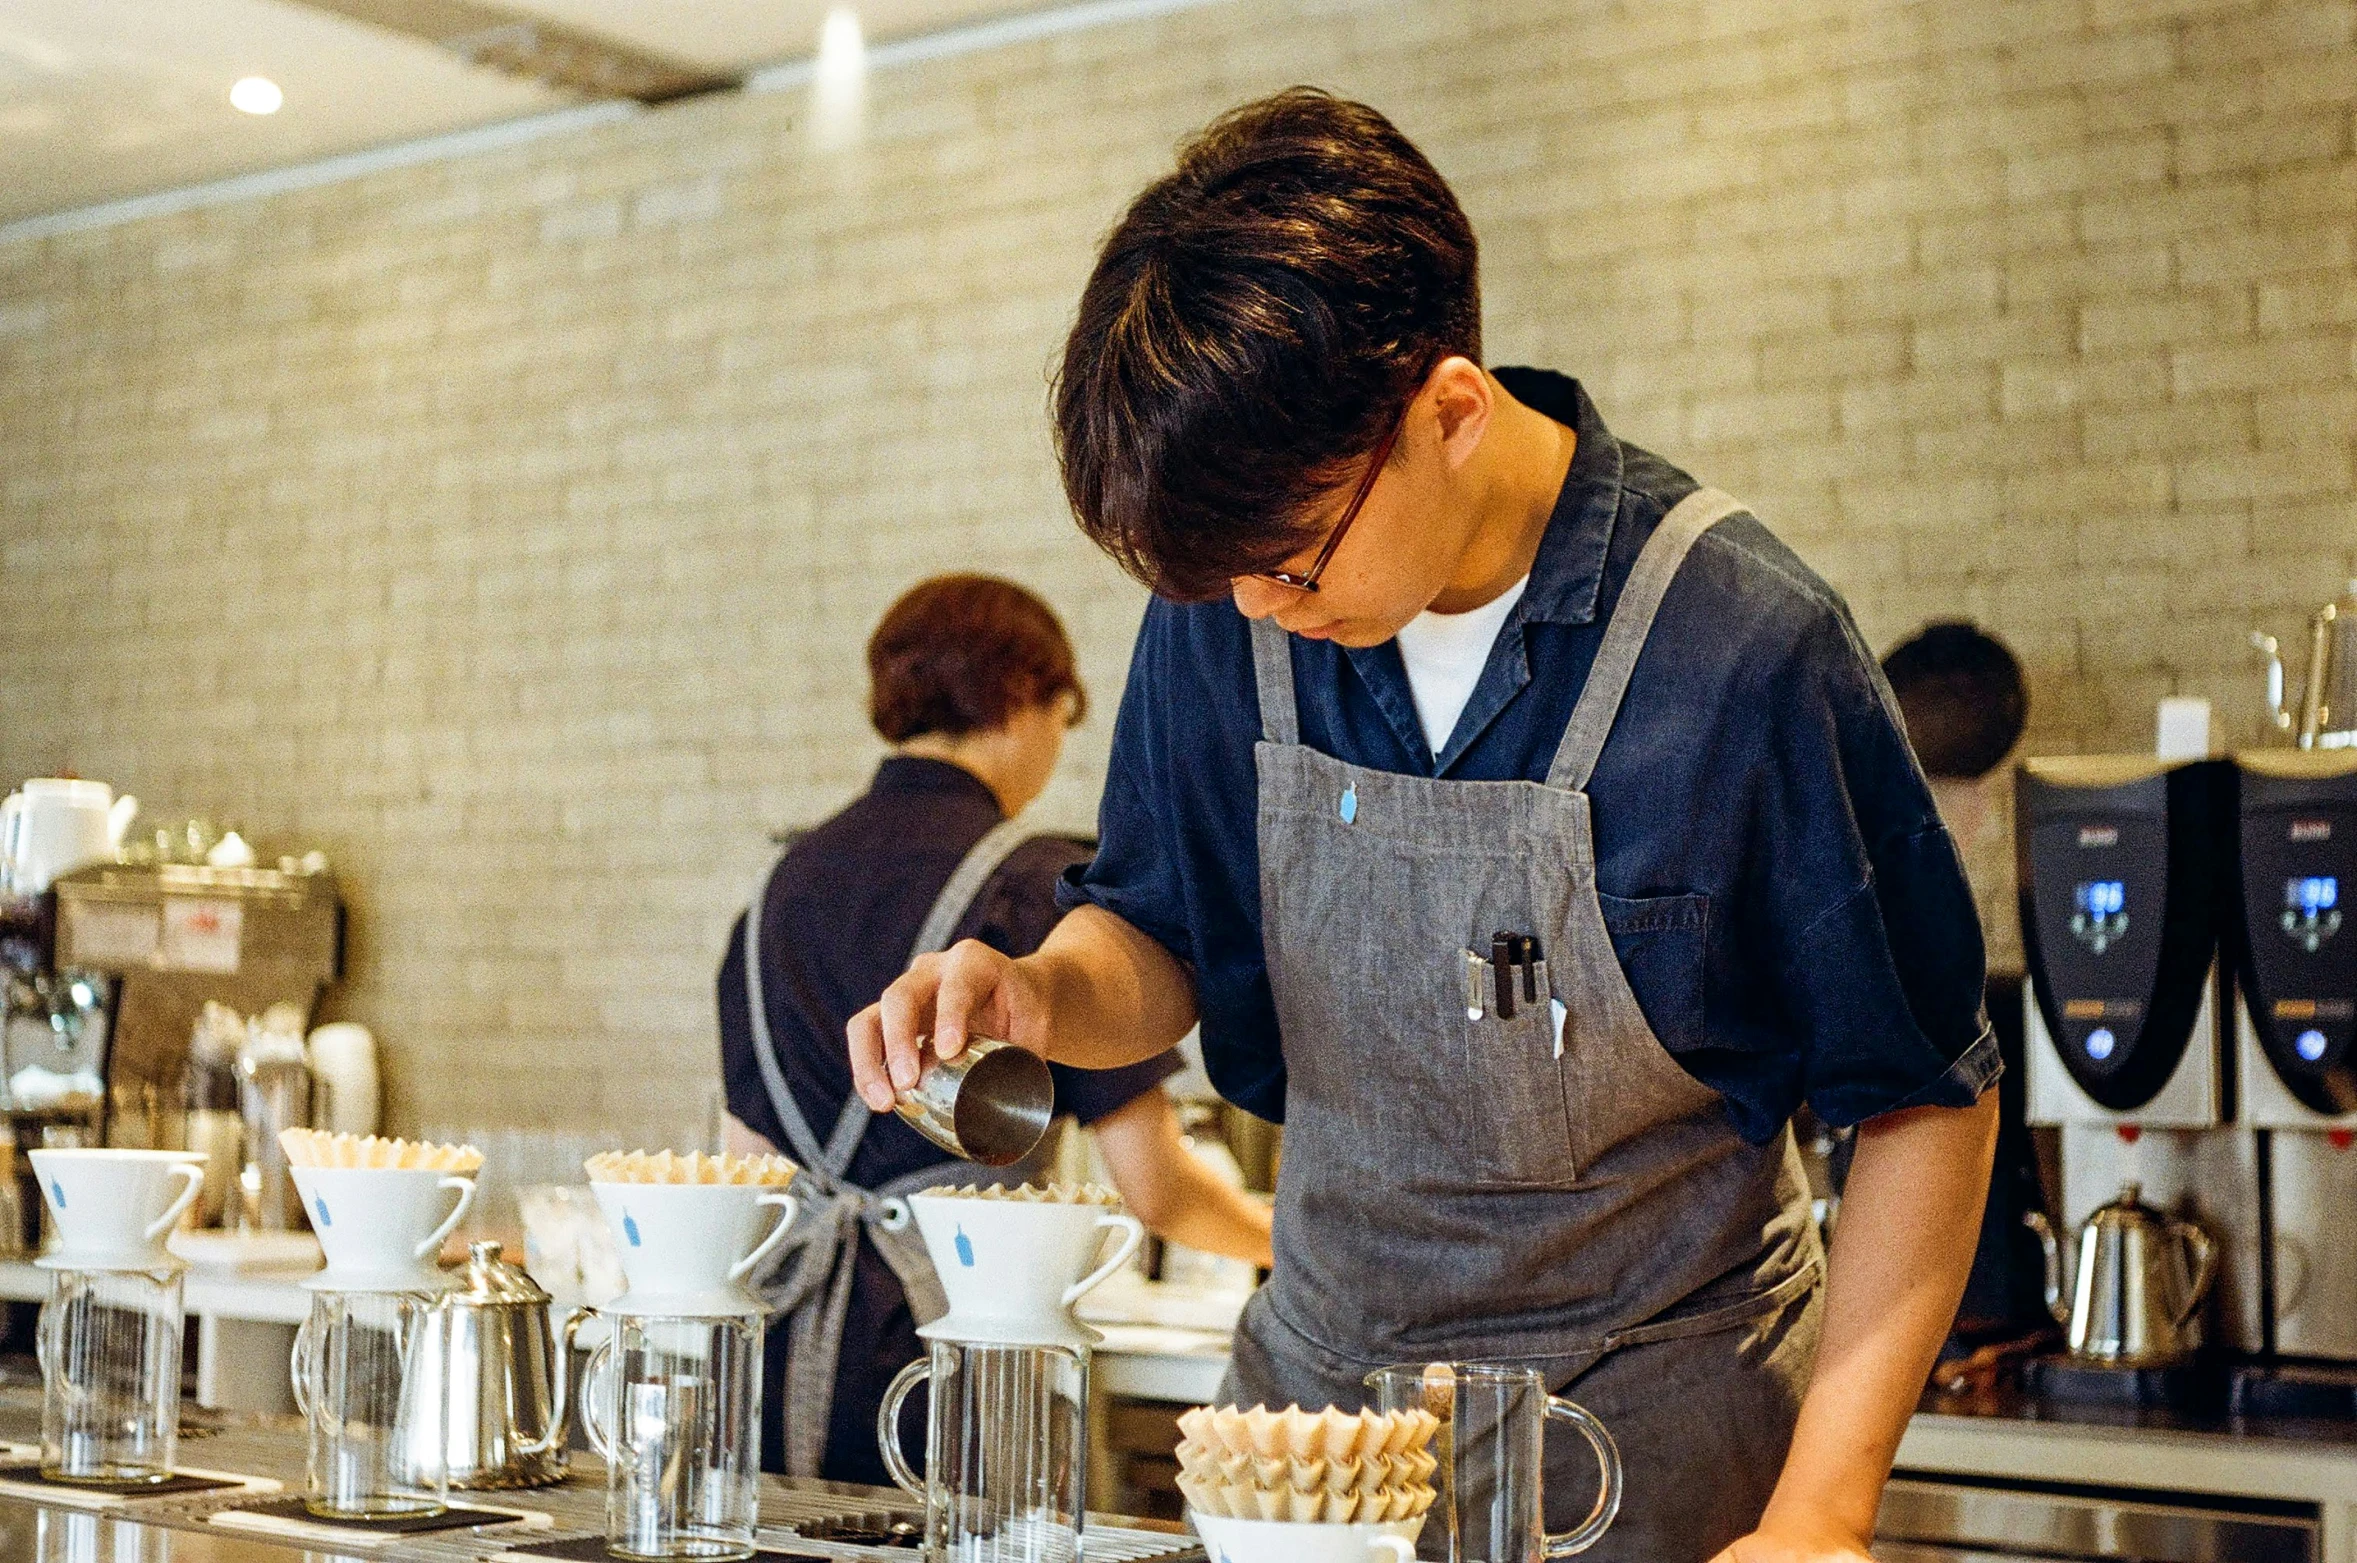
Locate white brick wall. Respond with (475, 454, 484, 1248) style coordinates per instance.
(1, 0, 2352, 1127)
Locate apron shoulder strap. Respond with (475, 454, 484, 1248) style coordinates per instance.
(739, 855, 848, 1171)
(1249, 616, 1301, 746)
(909, 817, 1038, 961)
(1547, 486, 1747, 793)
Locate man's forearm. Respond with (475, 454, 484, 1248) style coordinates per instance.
(1761, 1091, 1998, 1544)
(1029, 905, 1199, 1070)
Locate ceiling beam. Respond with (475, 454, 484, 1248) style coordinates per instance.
(290, 0, 738, 103)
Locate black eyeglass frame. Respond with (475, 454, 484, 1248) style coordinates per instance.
(1251, 408, 1408, 594)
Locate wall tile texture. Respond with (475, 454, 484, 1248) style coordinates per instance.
(1, 0, 2351, 1130)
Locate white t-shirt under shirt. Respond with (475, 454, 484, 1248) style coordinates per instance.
(1393, 574, 1531, 761)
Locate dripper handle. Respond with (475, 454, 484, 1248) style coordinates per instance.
(728, 1191, 799, 1283)
(1061, 1212, 1146, 1308)
(416, 1177, 476, 1261)
(876, 1357, 931, 1499)
(146, 1163, 206, 1243)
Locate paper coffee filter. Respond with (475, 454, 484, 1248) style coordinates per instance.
(926, 1181, 1122, 1207)
(582, 1148, 798, 1187)
(1182, 1478, 1435, 1525)
(280, 1128, 482, 1173)
(1177, 1445, 1438, 1497)
(1181, 1404, 1439, 1464)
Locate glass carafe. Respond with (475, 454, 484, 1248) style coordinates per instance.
(580, 1312, 763, 1562)
(1364, 1364, 1621, 1562)
(38, 1265, 184, 1484)
(877, 1338, 1088, 1563)
(292, 1289, 449, 1519)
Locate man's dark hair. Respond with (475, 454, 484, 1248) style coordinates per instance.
(1053, 87, 1481, 600)
(868, 575, 1086, 742)
(1882, 621, 2030, 780)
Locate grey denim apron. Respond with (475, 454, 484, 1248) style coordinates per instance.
(1228, 488, 1827, 1563)
(741, 819, 1051, 1476)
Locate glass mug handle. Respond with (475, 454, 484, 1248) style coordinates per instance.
(1541, 1395, 1623, 1557)
(874, 1358, 932, 1499)
(288, 1313, 317, 1420)
(578, 1331, 618, 1461)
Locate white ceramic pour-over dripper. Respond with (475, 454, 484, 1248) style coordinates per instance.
(885, 1193, 1145, 1348)
(291, 1166, 476, 1292)
(30, 1149, 205, 1272)
(587, 1181, 799, 1316)
(1192, 1515, 1420, 1563)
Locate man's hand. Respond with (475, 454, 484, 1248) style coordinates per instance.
(847, 904, 1203, 1112)
(849, 939, 1050, 1111)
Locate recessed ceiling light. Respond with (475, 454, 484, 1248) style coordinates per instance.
(229, 77, 283, 115)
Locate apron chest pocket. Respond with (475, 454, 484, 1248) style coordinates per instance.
(1598, 892, 1710, 1054)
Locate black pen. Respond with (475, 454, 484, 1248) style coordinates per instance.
(1492, 932, 1516, 1019)
(1520, 935, 1541, 1003)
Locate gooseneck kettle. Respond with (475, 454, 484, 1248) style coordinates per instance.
(2253, 581, 2357, 750)
(2023, 1183, 2217, 1366)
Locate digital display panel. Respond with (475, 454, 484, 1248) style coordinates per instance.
(2075, 880, 2127, 917)
(2285, 876, 2339, 916)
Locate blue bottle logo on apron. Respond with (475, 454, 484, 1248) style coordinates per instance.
(953, 1225, 975, 1268)
(622, 1211, 642, 1247)
(1339, 784, 1357, 824)
(313, 1196, 332, 1228)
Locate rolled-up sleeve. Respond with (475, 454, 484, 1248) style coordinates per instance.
(1741, 608, 2000, 1136)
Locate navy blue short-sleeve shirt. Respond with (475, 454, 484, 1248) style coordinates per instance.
(1060, 369, 1999, 1141)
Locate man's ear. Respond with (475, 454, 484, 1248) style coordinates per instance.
(1424, 356, 1492, 472)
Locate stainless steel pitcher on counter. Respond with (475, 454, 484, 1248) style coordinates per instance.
(2253, 581, 2357, 749)
(2024, 1183, 2218, 1366)
(399, 1241, 572, 1489)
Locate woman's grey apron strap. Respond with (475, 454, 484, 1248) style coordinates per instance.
(766, 1157, 965, 1477)
(742, 859, 835, 1170)
(1250, 617, 1301, 746)
(741, 818, 1047, 1475)
(908, 819, 1034, 961)
(1547, 487, 1746, 794)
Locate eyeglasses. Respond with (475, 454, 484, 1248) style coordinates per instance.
(1252, 409, 1407, 594)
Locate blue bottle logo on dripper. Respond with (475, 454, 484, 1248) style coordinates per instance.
(954, 1225, 975, 1268)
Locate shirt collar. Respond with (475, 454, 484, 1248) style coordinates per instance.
(872, 754, 1003, 813)
(1489, 367, 1625, 628)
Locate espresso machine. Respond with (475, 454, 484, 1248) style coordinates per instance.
(32, 862, 343, 1232)
(2228, 749, 2357, 1395)
(2017, 755, 2267, 1365)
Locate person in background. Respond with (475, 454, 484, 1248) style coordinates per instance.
(1881, 621, 2047, 1345)
(717, 573, 1273, 1484)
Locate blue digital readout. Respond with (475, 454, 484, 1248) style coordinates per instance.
(2297, 1029, 2330, 1063)
(2085, 1027, 2117, 1061)
(2286, 876, 2339, 915)
(2076, 881, 2127, 917)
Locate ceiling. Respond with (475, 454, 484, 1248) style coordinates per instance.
(0, 0, 1054, 226)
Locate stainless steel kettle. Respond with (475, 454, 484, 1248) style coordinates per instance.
(2023, 1183, 2217, 1366)
(400, 1240, 573, 1488)
(2253, 581, 2357, 749)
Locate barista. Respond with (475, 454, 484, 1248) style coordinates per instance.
(719, 574, 1271, 1485)
(852, 92, 1999, 1563)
